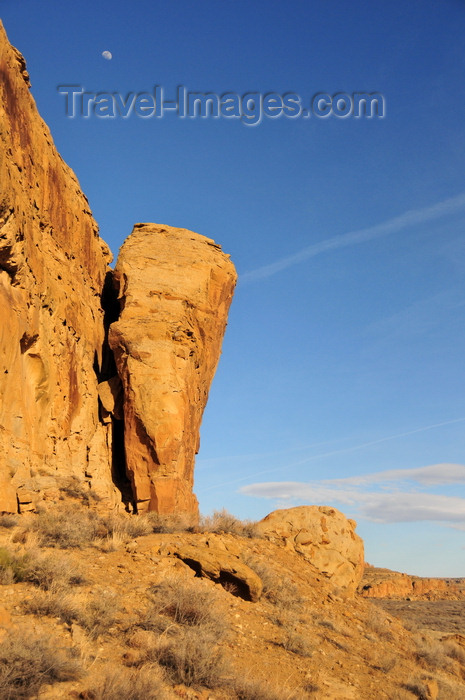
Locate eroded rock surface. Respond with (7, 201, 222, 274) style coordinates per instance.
(0, 22, 117, 511)
(255, 505, 365, 596)
(170, 538, 263, 602)
(109, 224, 237, 516)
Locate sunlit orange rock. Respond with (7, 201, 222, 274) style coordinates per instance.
(109, 224, 237, 516)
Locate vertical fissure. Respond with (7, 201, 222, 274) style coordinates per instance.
(98, 271, 134, 511)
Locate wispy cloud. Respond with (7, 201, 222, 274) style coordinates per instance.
(241, 191, 465, 283)
(331, 463, 465, 486)
(198, 417, 465, 493)
(239, 463, 465, 526)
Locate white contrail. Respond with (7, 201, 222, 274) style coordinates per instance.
(241, 192, 465, 283)
(197, 417, 465, 493)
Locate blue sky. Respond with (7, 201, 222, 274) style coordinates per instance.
(2, 0, 464, 576)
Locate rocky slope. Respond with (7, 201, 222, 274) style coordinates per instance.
(0, 507, 464, 700)
(0, 22, 236, 517)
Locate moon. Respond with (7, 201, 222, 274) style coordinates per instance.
(102, 50, 112, 60)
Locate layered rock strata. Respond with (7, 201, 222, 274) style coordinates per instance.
(359, 567, 463, 600)
(109, 224, 237, 515)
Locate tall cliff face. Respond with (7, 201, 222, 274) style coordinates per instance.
(108, 224, 237, 516)
(0, 22, 119, 512)
(0, 23, 236, 516)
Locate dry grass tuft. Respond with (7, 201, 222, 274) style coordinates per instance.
(0, 546, 84, 589)
(364, 603, 394, 640)
(199, 509, 259, 538)
(413, 633, 453, 671)
(443, 640, 465, 666)
(401, 678, 430, 699)
(101, 513, 153, 540)
(77, 589, 120, 639)
(243, 556, 303, 610)
(154, 626, 228, 688)
(144, 576, 225, 635)
(0, 628, 82, 698)
(129, 576, 229, 687)
(22, 589, 79, 624)
(86, 663, 167, 699)
(21, 507, 103, 548)
(146, 512, 197, 533)
(229, 675, 316, 699)
(0, 547, 28, 585)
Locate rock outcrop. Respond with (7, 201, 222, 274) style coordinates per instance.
(0, 21, 116, 512)
(169, 538, 263, 602)
(255, 506, 364, 596)
(0, 23, 236, 517)
(359, 567, 463, 600)
(109, 224, 237, 516)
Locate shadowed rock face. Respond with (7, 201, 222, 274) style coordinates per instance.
(0, 22, 117, 511)
(109, 224, 237, 516)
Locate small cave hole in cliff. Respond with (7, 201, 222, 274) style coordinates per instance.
(98, 271, 134, 511)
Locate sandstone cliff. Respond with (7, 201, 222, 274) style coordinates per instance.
(0, 23, 236, 517)
(0, 21, 116, 512)
(359, 566, 464, 601)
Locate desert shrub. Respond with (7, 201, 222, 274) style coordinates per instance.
(372, 654, 397, 673)
(0, 515, 18, 529)
(413, 634, 451, 670)
(437, 678, 465, 699)
(199, 509, 258, 538)
(22, 589, 79, 624)
(0, 548, 28, 584)
(154, 626, 228, 687)
(24, 507, 104, 548)
(268, 608, 312, 656)
(86, 663, 167, 700)
(101, 513, 153, 540)
(0, 628, 82, 698)
(76, 590, 120, 639)
(443, 640, 465, 665)
(23, 549, 84, 589)
(146, 512, 197, 533)
(364, 604, 394, 640)
(145, 576, 225, 637)
(0, 547, 84, 589)
(281, 629, 313, 657)
(230, 676, 316, 699)
(402, 679, 429, 699)
(243, 556, 303, 609)
(134, 577, 228, 687)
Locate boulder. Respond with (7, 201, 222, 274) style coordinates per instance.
(255, 506, 364, 596)
(109, 224, 237, 516)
